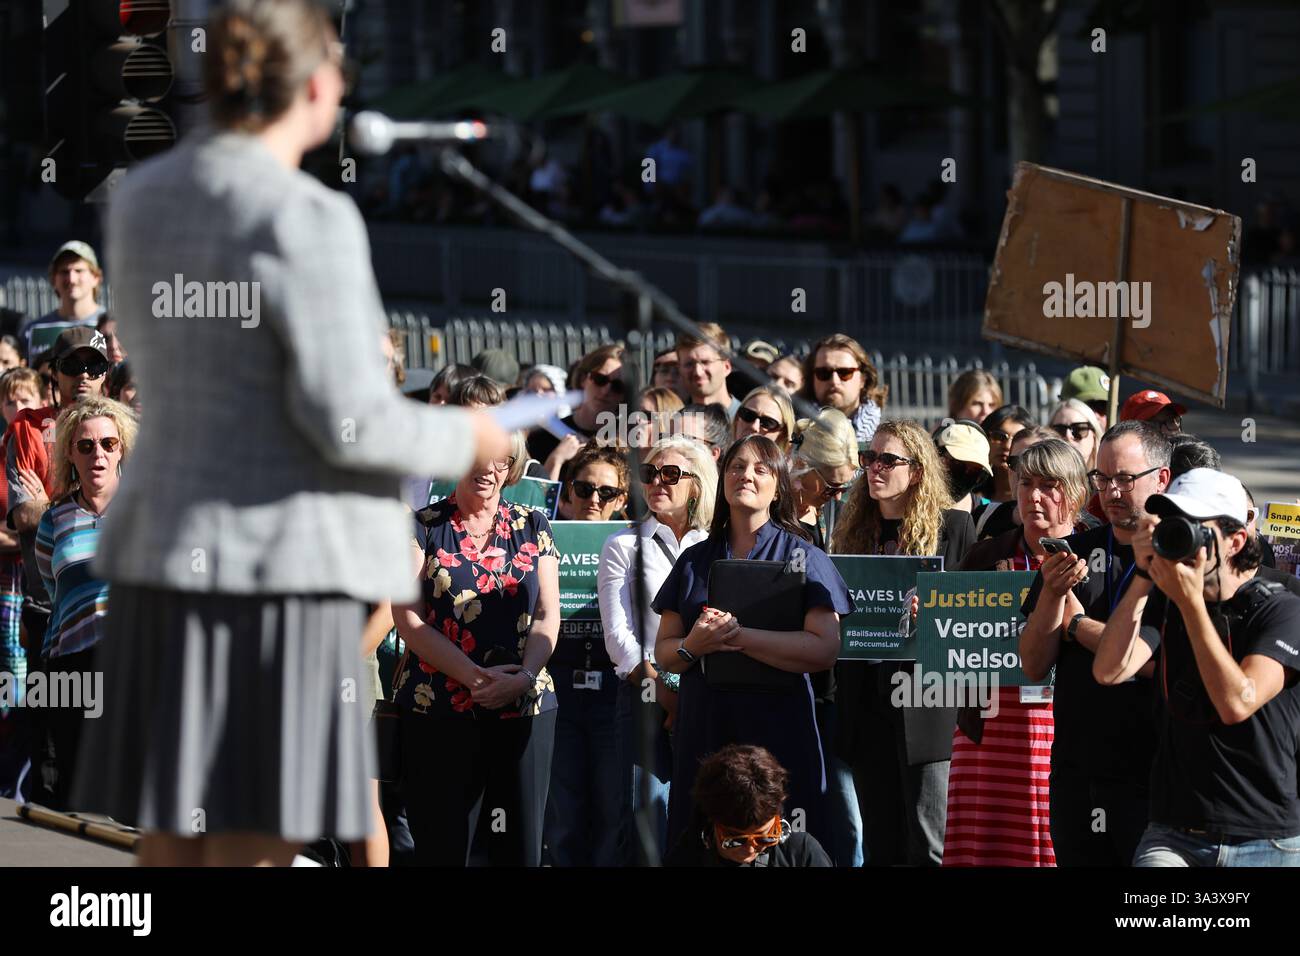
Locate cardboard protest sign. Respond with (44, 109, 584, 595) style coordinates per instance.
(831, 555, 942, 660)
(426, 475, 562, 518)
(1260, 502, 1300, 578)
(913, 570, 1038, 686)
(984, 162, 1241, 408)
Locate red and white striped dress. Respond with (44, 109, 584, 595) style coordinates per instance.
(942, 543, 1055, 867)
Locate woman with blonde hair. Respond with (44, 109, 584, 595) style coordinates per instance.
(831, 419, 975, 866)
(947, 369, 1003, 424)
(35, 397, 137, 809)
(1047, 399, 1103, 471)
(732, 384, 796, 453)
(790, 408, 859, 550)
(598, 434, 716, 859)
(943, 438, 1090, 867)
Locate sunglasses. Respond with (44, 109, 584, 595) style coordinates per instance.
(639, 463, 695, 486)
(816, 467, 862, 498)
(1051, 422, 1094, 441)
(735, 405, 782, 433)
(861, 449, 914, 470)
(588, 371, 625, 394)
(714, 816, 787, 850)
(652, 361, 677, 375)
(571, 479, 623, 502)
(813, 365, 859, 382)
(987, 429, 1017, 443)
(1006, 454, 1021, 471)
(58, 355, 110, 378)
(75, 436, 120, 455)
(488, 455, 517, 473)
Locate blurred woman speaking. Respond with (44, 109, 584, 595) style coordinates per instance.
(76, 0, 506, 867)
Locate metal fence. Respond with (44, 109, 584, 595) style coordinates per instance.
(431, 315, 1061, 429)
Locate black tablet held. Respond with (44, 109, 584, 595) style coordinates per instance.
(702, 559, 807, 693)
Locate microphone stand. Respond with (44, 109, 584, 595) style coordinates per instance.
(436, 146, 822, 866)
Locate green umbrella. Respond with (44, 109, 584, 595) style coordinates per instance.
(470, 63, 631, 121)
(559, 68, 764, 125)
(369, 63, 520, 119)
(729, 68, 974, 120)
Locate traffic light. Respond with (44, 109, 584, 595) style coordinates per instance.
(43, 1, 178, 201)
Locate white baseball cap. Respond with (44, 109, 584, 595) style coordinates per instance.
(1146, 468, 1249, 524)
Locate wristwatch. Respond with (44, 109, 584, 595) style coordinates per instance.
(676, 639, 698, 665)
(1066, 613, 1086, 642)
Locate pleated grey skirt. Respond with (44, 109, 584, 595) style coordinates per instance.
(72, 585, 375, 842)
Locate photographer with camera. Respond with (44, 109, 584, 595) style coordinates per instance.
(1017, 421, 1170, 865)
(1093, 469, 1300, 866)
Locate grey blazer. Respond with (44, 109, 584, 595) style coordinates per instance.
(92, 131, 473, 602)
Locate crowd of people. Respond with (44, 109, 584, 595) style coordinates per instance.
(4, 236, 1299, 868)
(3, 0, 1297, 872)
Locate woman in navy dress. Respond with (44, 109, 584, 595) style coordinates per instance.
(654, 435, 853, 854)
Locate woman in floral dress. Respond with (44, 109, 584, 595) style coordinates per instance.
(393, 446, 561, 866)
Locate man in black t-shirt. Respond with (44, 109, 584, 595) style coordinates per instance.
(1094, 468, 1300, 866)
(1019, 421, 1170, 865)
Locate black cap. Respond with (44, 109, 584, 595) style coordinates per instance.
(49, 327, 109, 364)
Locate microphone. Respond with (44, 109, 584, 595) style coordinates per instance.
(347, 111, 491, 156)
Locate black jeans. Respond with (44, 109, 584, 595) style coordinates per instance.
(1049, 769, 1149, 866)
(399, 708, 557, 866)
(36, 645, 97, 811)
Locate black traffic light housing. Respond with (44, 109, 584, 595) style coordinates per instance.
(43, 0, 178, 201)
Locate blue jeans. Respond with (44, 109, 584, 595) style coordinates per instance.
(544, 666, 627, 866)
(616, 678, 673, 863)
(1134, 823, 1300, 867)
(816, 701, 863, 867)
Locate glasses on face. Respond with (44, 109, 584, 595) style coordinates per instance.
(715, 816, 786, 850)
(862, 449, 914, 471)
(652, 361, 676, 377)
(1087, 465, 1161, 493)
(58, 355, 110, 378)
(488, 455, 517, 473)
(75, 436, 120, 456)
(1006, 454, 1021, 471)
(587, 371, 625, 395)
(813, 366, 859, 383)
(735, 405, 782, 434)
(1051, 422, 1095, 441)
(987, 429, 1018, 443)
(571, 479, 623, 502)
(639, 463, 695, 486)
(816, 467, 862, 498)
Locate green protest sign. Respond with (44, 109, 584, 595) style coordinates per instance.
(831, 555, 943, 660)
(426, 476, 561, 518)
(550, 521, 627, 622)
(913, 570, 1037, 686)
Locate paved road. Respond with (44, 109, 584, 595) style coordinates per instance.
(1184, 407, 1299, 506)
(0, 799, 133, 867)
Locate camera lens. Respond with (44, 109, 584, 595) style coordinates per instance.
(1153, 515, 1212, 561)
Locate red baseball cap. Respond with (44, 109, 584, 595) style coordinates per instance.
(1120, 389, 1187, 422)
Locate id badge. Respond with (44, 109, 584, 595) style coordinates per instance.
(1020, 684, 1052, 704)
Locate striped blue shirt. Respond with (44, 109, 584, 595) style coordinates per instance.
(35, 498, 110, 658)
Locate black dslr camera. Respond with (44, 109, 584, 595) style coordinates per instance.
(1152, 515, 1215, 562)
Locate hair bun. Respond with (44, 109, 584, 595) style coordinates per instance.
(218, 15, 268, 104)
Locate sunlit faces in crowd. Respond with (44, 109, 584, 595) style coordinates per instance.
(864, 432, 920, 507)
(810, 345, 863, 415)
(522, 369, 557, 396)
(569, 459, 627, 521)
(947, 369, 1003, 425)
(767, 356, 803, 396)
(581, 355, 626, 417)
(678, 342, 731, 405)
(1091, 431, 1169, 532)
(71, 416, 125, 497)
(1014, 440, 1087, 536)
(732, 386, 794, 452)
(99, 317, 126, 363)
(50, 254, 102, 310)
(652, 348, 681, 394)
(723, 440, 779, 514)
(1048, 399, 1102, 470)
(640, 450, 697, 521)
(0, 338, 22, 370)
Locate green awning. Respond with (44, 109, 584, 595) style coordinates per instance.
(560, 68, 764, 125)
(369, 63, 521, 119)
(1161, 76, 1300, 123)
(728, 68, 975, 120)
(470, 63, 631, 121)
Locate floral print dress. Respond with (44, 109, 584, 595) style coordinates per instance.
(394, 496, 559, 720)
